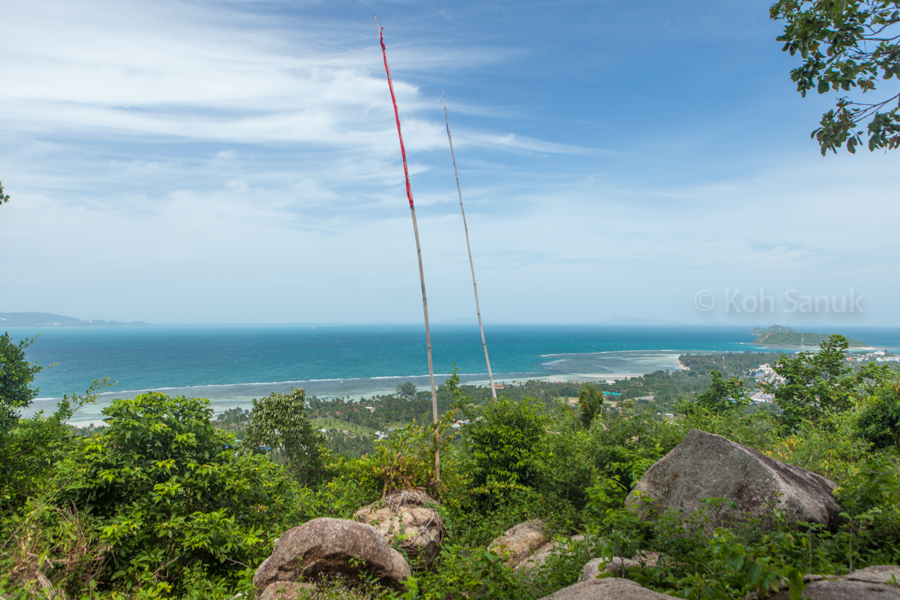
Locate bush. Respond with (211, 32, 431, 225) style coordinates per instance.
(55, 392, 309, 593)
(856, 382, 900, 449)
(461, 395, 549, 497)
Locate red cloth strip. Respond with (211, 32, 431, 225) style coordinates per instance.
(379, 27, 415, 208)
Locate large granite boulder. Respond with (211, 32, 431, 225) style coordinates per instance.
(488, 521, 550, 569)
(253, 518, 410, 596)
(354, 488, 444, 568)
(538, 577, 675, 600)
(626, 430, 842, 530)
(764, 565, 900, 599)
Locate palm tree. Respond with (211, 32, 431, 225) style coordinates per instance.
(577, 385, 605, 429)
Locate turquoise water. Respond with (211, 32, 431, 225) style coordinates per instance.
(8, 324, 900, 423)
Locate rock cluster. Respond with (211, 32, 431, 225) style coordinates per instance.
(764, 565, 900, 599)
(354, 488, 444, 568)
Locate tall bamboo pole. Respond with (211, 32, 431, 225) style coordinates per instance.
(442, 92, 497, 400)
(375, 17, 440, 484)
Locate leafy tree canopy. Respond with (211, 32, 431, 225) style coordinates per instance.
(396, 380, 418, 400)
(766, 334, 893, 430)
(771, 0, 900, 154)
(693, 370, 752, 414)
(0, 181, 8, 205)
(243, 388, 326, 485)
(0, 333, 42, 438)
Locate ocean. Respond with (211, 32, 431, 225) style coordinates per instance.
(8, 324, 900, 425)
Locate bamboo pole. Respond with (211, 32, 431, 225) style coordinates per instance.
(375, 17, 441, 484)
(442, 91, 497, 400)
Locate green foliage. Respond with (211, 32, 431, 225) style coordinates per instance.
(691, 370, 751, 414)
(0, 504, 106, 598)
(57, 392, 308, 593)
(678, 403, 779, 453)
(765, 411, 873, 482)
(0, 333, 43, 439)
(833, 453, 900, 566)
(214, 406, 251, 438)
(355, 418, 455, 497)
(6, 345, 900, 598)
(590, 401, 683, 491)
(533, 426, 596, 530)
(856, 382, 900, 449)
(0, 181, 8, 205)
(407, 544, 528, 600)
(244, 388, 327, 485)
(461, 395, 549, 499)
(767, 335, 885, 430)
(0, 380, 106, 511)
(771, 0, 900, 154)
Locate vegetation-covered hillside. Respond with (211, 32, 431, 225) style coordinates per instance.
(752, 325, 868, 347)
(2, 334, 900, 599)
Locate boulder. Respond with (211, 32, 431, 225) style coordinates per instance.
(538, 577, 675, 600)
(764, 565, 900, 599)
(519, 535, 587, 571)
(580, 552, 660, 580)
(627, 430, 842, 530)
(488, 521, 549, 568)
(259, 581, 314, 600)
(253, 518, 410, 596)
(354, 488, 444, 568)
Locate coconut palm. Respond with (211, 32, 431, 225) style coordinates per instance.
(577, 385, 605, 429)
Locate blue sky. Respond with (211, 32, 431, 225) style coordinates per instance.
(1, 0, 898, 326)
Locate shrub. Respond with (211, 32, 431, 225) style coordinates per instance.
(856, 382, 900, 449)
(56, 392, 309, 593)
(461, 395, 549, 496)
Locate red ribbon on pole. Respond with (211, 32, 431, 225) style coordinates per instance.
(379, 26, 414, 208)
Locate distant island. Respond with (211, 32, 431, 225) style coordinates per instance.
(0, 312, 150, 328)
(751, 325, 867, 348)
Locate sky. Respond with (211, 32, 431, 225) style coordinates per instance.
(1, 0, 898, 327)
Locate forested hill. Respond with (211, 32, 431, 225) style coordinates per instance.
(751, 325, 868, 348)
(0, 312, 149, 327)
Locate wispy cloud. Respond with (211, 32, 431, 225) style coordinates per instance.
(1, 0, 898, 326)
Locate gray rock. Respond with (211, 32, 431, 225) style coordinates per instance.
(580, 552, 660, 580)
(845, 565, 900, 584)
(627, 430, 842, 530)
(539, 577, 676, 600)
(259, 581, 314, 600)
(518, 534, 589, 571)
(354, 488, 444, 568)
(253, 518, 410, 596)
(488, 521, 549, 568)
(765, 565, 900, 599)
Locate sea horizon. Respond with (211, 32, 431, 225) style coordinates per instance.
(10, 323, 900, 425)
